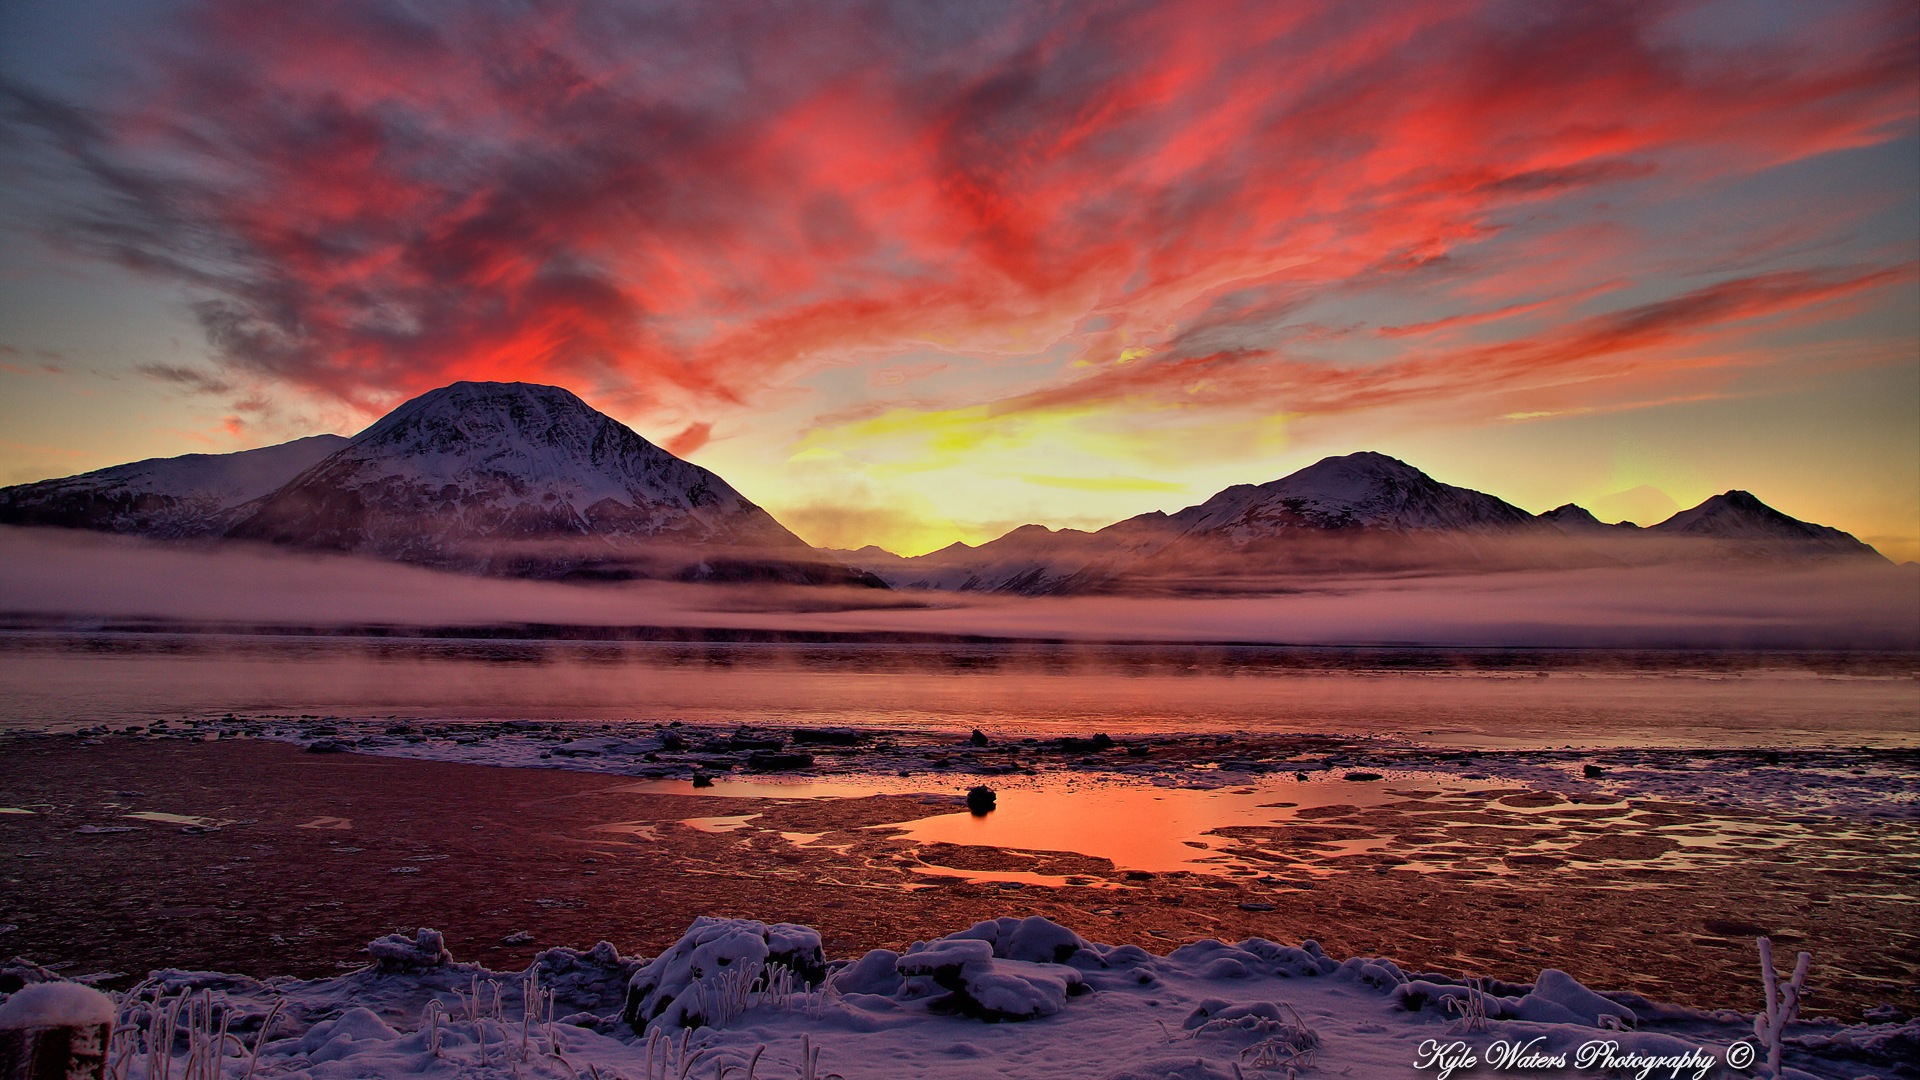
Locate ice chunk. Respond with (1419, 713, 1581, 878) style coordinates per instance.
(956, 960, 1075, 1021)
(895, 939, 994, 980)
(366, 928, 452, 972)
(896, 936, 1084, 1021)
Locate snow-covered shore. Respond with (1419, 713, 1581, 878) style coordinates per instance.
(15, 916, 1912, 1079)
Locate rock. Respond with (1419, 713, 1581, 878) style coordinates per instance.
(1343, 771, 1383, 781)
(1583, 764, 1606, 778)
(969, 729, 990, 747)
(746, 751, 814, 771)
(727, 737, 785, 752)
(966, 786, 996, 815)
(305, 740, 348, 754)
(690, 770, 714, 788)
(791, 728, 866, 746)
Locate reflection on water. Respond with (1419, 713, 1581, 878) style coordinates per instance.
(610, 773, 1920, 890)
(2, 631, 1915, 750)
(893, 781, 1415, 874)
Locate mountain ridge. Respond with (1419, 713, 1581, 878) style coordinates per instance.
(0, 382, 1887, 592)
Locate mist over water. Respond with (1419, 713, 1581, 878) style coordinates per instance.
(2, 525, 1915, 750)
(2, 526, 1916, 649)
(2, 632, 1914, 750)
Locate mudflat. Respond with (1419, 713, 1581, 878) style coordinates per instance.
(1, 736, 1913, 1021)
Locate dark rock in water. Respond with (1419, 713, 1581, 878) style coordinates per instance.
(1343, 771, 1383, 782)
(1126, 745, 1150, 757)
(1583, 764, 1606, 778)
(1124, 870, 1155, 881)
(690, 771, 714, 788)
(746, 751, 814, 771)
(306, 740, 348, 754)
(659, 732, 689, 752)
(966, 786, 997, 815)
(969, 729, 990, 747)
(1056, 733, 1117, 753)
(791, 728, 866, 746)
(712, 736, 784, 752)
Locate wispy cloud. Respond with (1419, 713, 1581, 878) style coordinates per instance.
(0, 0, 1909, 433)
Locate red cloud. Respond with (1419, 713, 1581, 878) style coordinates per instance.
(5, 0, 1913, 430)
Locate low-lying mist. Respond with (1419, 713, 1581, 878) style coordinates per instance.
(2, 526, 1914, 649)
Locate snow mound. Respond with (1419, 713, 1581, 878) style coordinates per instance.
(367, 928, 453, 972)
(1167, 937, 1340, 979)
(0, 982, 114, 1029)
(946, 915, 1100, 966)
(829, 948, 903, 997)
(1394, 968, 1637, 1028)
(895, 924, 1089, 1021)
(297, 1006, 401, 1064)
(623, 917, 825, 1031)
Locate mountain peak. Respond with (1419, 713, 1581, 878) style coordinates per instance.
(1538, 503, 1640, 532)
(228, 379, 814, 575)
(1652, 490, 1883, 560)
(1168, 450, 1533, 538)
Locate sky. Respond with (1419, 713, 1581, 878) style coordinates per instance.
(0, 0, 1915, 559)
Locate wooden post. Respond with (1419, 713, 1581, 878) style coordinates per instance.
(0, 1021, 109, 1080)
(0, 983, 115, 1080)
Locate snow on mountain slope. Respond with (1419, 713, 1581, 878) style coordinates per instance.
(1161, 451, 1534, 541)
(1650, 490, 1884, 561)
(850, 453, 1535, 592)
(843, 455, 1888, 594)
(0, 434, 349, 538)
(227, 382, 834, 580)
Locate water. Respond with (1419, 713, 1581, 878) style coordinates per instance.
(3, 630, 1914, 749)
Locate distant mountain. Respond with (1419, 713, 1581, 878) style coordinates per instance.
(1538, 503, 1641, 533)
(8, 394, 1886, 594)
(225, 382, 872, 583)
(835, 453, 1886, 594)
(0, 435, 348, 538)
(3, 382, 878, 586)
(1648, 490, 1881, 560)
(1159, 451, 1534, 537)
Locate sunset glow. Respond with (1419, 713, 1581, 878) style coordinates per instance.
(1, 0, 1914, 556)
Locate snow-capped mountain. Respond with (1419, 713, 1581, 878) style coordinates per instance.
(1648, 490, 1880, 559)
(838, 453, 1886, 593)
(1155, 451, 1533, 539)
(837, 453, 1538, 594)
(0, 434, 349, 538)
(226, 382, 860, 582)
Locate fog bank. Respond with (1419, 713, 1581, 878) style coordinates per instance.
(2, 527, 1914, 649)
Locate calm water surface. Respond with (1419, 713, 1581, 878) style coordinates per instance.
(4, 632, 1913, 749)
